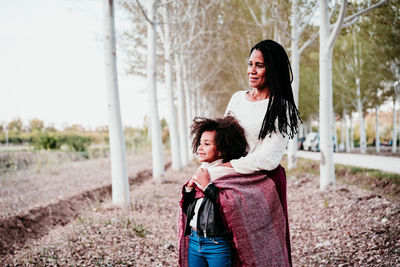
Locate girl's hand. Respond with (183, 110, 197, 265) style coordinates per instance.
(192, 168, 210, 190)
(186, 177, 195, 188)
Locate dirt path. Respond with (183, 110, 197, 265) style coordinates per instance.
(297, 150, 400, 174)
(3, 161, 399, 266)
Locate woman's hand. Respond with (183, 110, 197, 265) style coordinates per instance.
(192, 168, 210, 190)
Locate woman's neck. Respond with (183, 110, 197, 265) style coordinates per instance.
(247, 88, 270, 101)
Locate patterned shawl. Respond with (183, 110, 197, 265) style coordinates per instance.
(178, 165, 291, 267)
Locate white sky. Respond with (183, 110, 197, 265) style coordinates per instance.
(0, 0, 163, 130)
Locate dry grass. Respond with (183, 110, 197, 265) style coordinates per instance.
(0, 152, 155, 219)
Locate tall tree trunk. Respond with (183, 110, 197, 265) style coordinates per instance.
(319, 0, 339, 189)
(375, 106, 380, 153)
(162, 6, 181, 171)
(103, 0, 130, 207)
(333, 112, 338, 154)
(341, 111, 345, 152)
(175, 55, 189, 166)
(393, 99, 397, 153)
(146, 0, 165, 182)
(350, 113, 355, 151)
(195, 82, 200, 117)
(345, 109, 350, 152)
(288, 0, 300, 170)
(183, 63, 193, 161)
(356, 77, 367, 153)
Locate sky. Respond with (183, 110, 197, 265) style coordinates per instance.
(0, 0, 163, 130)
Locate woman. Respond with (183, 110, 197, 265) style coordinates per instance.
(191, 40, 300, 266)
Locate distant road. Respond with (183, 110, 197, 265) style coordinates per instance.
(296, 151, 400, 174)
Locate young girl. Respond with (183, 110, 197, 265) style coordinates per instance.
(180, 116, 248, 267)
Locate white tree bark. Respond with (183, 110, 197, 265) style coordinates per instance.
(345, 110, 350, 152)
(341, 110, 345, 152)
(356, 77, 367, 153)
(146, 0, 165, 182)
(103, 0, 130, 207)
(175, 54, 189, 166)
(288, 0, 318, 169)
(350, 113, 355, 151)
(183, 64, 193, 161)
(375, 106, 380, 153)
(319, 0, 344, 189)
(318, 0, 387, 189)
(162, 5, 181, 171)
(288, 0, 300, 170)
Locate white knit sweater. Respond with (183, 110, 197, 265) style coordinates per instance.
(225, 90, 288, 173)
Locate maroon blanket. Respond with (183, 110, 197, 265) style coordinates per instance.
(178, 165, 291, 267)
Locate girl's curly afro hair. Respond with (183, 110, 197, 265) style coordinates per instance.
(190, 116, 248, 163)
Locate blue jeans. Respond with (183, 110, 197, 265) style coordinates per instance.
(188, 229, 232, 267)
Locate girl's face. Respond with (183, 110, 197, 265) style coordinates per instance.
(197, 130, 221, 163)
(247, 49, 267, 90)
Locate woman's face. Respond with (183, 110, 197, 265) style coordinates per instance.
(197, 130, 220, 163)
(247, 49, 267, 90)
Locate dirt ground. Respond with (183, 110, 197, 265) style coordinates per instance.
(1, 156, 399, 266)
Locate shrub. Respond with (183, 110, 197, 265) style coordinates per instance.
(64, 134, 91, 152)
(32, 133, 61, 150)
(31, 132, 91, 152)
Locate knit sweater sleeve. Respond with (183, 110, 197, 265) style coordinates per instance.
(230, 132, 288, 174)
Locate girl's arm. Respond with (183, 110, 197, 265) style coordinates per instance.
(181, 178, 196, 215)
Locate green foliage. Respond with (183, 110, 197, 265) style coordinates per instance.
(8, 117, 23, 132)
(64, 134, 91, 152)
(28, 118, 44, 132)
(299, 48, 319, 122)
(32, 132, 62, 150)
(346, 166, 400, 185)
(32, 132, 91, 152)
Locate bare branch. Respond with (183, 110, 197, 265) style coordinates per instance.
(327, 0, 347, 51)
(299, 30, 318, 55)
(296, 3, 319, 39)
(328, 1, 338, 21)
(341, 17, 359, 28)
(343, 0, 389, 24)
(135, 0, 152, 24)
(244, 0, 262, 27)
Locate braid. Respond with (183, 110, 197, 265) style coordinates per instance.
(251, 40, 301, 139)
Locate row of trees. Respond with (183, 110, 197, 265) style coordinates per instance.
(102, 0, 398, 206)
(0, 117, 162, 155)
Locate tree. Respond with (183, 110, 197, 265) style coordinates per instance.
(318, 0, 388, 189)
(8, 117, 23, 132)
(103, 0, 130, 206)
(145, 0, 165, 182)
(160, 3, 181, 171)
(288, 0, 318, 169)
(28, 118, 44, 132)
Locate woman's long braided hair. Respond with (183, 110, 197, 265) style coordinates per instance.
(250, 40, 301, 140)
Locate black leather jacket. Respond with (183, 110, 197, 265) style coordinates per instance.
(182, 183, 228, 237)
